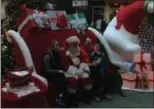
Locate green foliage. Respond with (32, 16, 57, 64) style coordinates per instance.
(3, 0, 53, 31)
(1, 35, 16, 81)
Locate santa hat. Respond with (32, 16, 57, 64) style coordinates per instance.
(66, 36, 80, 45)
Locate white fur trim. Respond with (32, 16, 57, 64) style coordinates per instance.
(67, 65, 78, 75)
(4, 82, 40, 98)
(76, 69, 84, 76)
(66, 51, 70, 56)
(80, 63, 90, 72)
(66, 50, 80, 58)
(65, 73, 78, 79)
(72, 57, 80, 66)
(18, 15, 33, 32)
(79, 72, 89, 78)
(6, 30, 48, 87)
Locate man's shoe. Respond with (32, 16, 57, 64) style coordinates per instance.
(94, 96, 101, 102)
(104, 94, 113, 100)
(56, 97, 66, 106)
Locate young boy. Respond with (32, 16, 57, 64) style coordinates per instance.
(89, 43, 104, 102)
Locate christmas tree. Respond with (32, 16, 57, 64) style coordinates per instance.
(1, 30, 16, 81)
(1, 0, 54, 81)
(2, 0, 54, 31)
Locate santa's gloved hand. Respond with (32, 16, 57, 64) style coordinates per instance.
(81, 72, 89, 78)
(67, 65, 78, 75)
(80, 63, 90, 72)
(84, 66, 90, 73)
(76, 68, 84, 76)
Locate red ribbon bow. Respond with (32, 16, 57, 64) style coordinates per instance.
(135, 51, 151, 73)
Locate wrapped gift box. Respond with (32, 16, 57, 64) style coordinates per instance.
(133, 52, 152, 73)
(122, 72, 137, 89)
(16, 5, 50, 34)
(147, 71, 154, 89)
(67, 13, 88, 29)
(47, 10, 70, 30)
(122, 52, 154, 91)
(133, 52, 153, 89)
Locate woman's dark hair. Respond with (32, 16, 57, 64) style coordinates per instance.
(48, 40, 59, 52)
(48, 40, 59, 64)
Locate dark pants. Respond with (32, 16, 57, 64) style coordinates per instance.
(46, 73, 67, 94)
(90, 66, 104, 96)
(102, 72, 115, 94)
(103, 69, 123, 94)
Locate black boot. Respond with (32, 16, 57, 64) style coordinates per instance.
(119, 89, 126, 97)
(66, 93, 78, 108)
(84, 90, 92, 105)
(56, 93, 66, 107)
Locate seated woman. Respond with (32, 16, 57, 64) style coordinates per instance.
(43, 40, 67, 106)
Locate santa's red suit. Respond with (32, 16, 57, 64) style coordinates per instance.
(61, 36, 93, 92)
(116, 0, 145, 34)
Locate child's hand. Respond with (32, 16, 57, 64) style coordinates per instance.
(95, 58, 102, 64)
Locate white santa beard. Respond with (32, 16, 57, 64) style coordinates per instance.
(69, 46, 80, 57)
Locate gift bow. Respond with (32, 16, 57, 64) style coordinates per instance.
(32, 10, 50, 28)
(134, 51, 151, 73)
(49, 11, 68, 28)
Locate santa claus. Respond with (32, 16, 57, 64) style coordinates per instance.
(61, 36, 93, 107)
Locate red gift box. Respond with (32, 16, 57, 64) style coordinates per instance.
(122, 51, 154, 91)
(133, 51, 152, 73)
(16, 5, 49, 34)
(122, 72, 137, 89)
(133, 51, 153, 89)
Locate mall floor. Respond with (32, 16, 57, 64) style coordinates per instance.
(79, 90, 153, 108)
